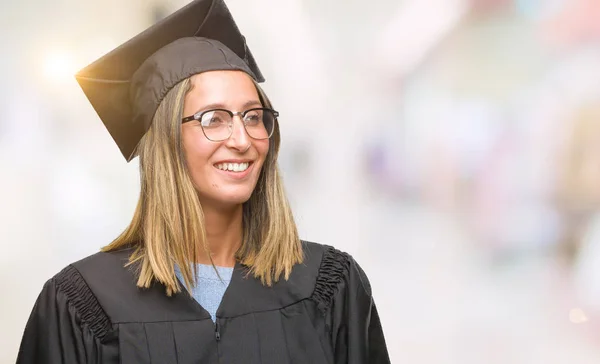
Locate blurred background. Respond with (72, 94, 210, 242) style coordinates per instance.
(3, 0, 600, 362)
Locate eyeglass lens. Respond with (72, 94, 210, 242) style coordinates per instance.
(199, 109, 274, 141)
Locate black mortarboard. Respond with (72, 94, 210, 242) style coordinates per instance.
(75, 0, 264, 161)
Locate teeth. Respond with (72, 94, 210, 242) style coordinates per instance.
(216, 162, 249, 172)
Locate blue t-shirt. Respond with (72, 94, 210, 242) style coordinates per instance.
(175, 264, 234, 322)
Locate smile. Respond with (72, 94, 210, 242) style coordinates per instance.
(214, 162, 251, 172)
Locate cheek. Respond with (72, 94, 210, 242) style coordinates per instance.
(182, 129, 216, 179)
(255, 139, 270, 162)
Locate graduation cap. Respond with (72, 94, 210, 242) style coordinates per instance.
(75, 0, 264, 161)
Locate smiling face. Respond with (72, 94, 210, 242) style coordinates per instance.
(181, 70, 270, 210)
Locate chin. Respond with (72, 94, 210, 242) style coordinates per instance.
(221, 195, 252, 206)
(203, 189, 254, 208)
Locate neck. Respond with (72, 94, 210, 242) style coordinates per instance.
(199, 201, 243, 267)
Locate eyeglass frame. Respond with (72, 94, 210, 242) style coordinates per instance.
(181, 107, 279, 141)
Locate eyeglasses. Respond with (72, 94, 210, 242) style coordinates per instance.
(182, 107, 278, 142)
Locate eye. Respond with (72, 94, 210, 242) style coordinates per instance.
(200, 110, 228, 128)
(244, 110, 262, 125)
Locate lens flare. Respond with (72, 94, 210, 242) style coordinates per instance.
(42, 51, 76, 84)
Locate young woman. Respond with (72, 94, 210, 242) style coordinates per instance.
(16, 0, 390, 363)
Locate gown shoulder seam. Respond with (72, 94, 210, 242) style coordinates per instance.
(310, 245, 351, 313)
(53, 264, 113, 341)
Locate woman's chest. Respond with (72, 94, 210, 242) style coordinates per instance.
(103, 300, 333, 364)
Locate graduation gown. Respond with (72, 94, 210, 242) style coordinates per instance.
(17, 241, 390, 363)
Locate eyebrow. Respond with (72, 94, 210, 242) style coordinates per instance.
(194, 100, 263, 114)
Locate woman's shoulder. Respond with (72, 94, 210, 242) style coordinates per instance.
(301, 240, 368, 283)
(301, 242, 390, 363)
(50, 247, 136, 302)
(300, 241, 373, 309)
(68, 246, 135, 279)
(47, 247, 135, 314)
(47, 246, 208, 325)
(301, 240, 350, 266)
(35, 248, 134, 342)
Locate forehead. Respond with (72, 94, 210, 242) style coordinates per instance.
(187, 70, 259, 107)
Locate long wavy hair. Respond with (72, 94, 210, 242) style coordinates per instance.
(103, 76, 302, 295)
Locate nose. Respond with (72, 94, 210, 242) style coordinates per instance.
(226, 114, 251, 152)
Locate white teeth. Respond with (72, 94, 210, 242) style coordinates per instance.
(215, 162, 249, 172)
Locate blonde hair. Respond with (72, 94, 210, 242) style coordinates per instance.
(103, 76, 302, 294)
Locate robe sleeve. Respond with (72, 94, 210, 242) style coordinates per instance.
(16, 266, 112, 364)
(314, 246, 391, 364)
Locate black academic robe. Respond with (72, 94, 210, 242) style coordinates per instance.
(17, 241, 390, 363)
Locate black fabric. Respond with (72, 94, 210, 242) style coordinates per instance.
(312, 245, 351, 314)
(75, 0, 264, 161)
(72, 248, 210, 323)
(16, 273, 119, 363)
(17, 242, 391, 363)
(327, 253, 392, 364)
(53, 265, 112, 341)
